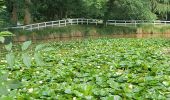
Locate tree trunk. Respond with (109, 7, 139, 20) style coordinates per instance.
(24, 8, 31, 24)
(24, 0, 31, 25)
(11, 2, 17, 25)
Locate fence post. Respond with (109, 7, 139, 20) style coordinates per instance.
(45, 22, 47, 28)
(114, 20, 116, 26)
(52, 21, 54, 28)
(87, 19, 89, 25)
(125, 21, 126, 26)
(59, 20, 61, 27)
(38, 23, 40, 30)
(76, 19, 78, 24)
(71, 19, 73, 25)
(96, 20, 97, 25)
(30, 25, 32, 31)
(81, 18, 83, 24)
(23, 26, 25, 30)
(154, 21, 155, 26)
(135, 21, 137, 27)
(65, 20, 67, 26)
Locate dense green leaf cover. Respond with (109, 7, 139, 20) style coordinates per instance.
(0, 38, 170, 99)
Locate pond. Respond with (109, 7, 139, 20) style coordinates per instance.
(0, 38, 170, 99)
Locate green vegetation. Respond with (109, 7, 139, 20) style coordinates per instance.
(0, 31, 14, 44)
(1, 0, 170, 27)
(11, 25, 137, 37)
(138, 24, 170, 34)
(10, 25, 170, 41)
(0, 31, 13, 36)
(1, 0, 170, 99)
(0, 38, 170, 99)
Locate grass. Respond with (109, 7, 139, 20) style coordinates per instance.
(0, 38, 170, 99)
(9, 25, 137, 37)
(138, 24, 170, 34)
(8, 24, 170, 41)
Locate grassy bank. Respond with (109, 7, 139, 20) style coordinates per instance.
(7, 24, 170, 42)
(10, 25, 137, 36)
(137, 24, 170, 34)
(10, 24, 170, 36)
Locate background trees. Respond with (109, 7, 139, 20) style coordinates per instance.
(0, 0, 9, 27)
(150, 0, 170, 20)
(0, 0, 170, 27)
(105, 0, 157, 20)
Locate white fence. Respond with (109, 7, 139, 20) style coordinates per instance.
(10, 18, 100, 31)
(106, 20, 170, 26)
(8, 18, 170, 31)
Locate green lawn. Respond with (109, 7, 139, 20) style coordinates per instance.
(0, 38, 170, 99)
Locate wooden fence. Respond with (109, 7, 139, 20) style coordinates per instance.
(7, 18, 170, 31)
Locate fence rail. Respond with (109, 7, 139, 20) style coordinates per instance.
(7, 18, 170, 31)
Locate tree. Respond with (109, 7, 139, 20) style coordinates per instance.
(2, 0, 170, 26)
(24, 0, 31, 24)
(104, 0, 157, 20)
(83, 0, 107, 18)
(150, 0, 170, 20)
(5, 0, 18, 25)
(0, 0, 9, 27)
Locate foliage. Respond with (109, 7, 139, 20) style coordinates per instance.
(1, 0, 170, 26)
(105, 0, 157, 20)
(11, 25, 137, 37)
(138, 24, 170, 33)
(0, 31, 13, 44)
(0, 36, 4, 43)
(0, 72, 21, 99)
(0, 0, 9, 27)
(3, 41, 53, 69)
(83, 0, 107, 19)
(0, 31, 13, 36)
(0, 38, 170, 99)
(150, 0, 170, 20)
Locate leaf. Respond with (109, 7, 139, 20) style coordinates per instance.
(6, 53, 15, 68)
(0, 86, 8, 96)
(0, 36, 5, 43)
(114, 95, 122, 100)
(0, 31, 13, 36)
(35, 44, 46, 52)
(8, 80, 22, 89)
(34, 53, 45, 66)
(0, 96, 13, 100)
(42, 91, 49, 96)
(42, 47, 55, 52)
(21, 41, 32, 51)
(5, 42, 12, 51)
(22, 53, 31, 67)
(64, 89, 72, 94)
(0, 73, 9, 81)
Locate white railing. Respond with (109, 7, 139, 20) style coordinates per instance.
(9, 18, 100, 31)
(8, 18, 170, 31)
(106, 20, 170, 26)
